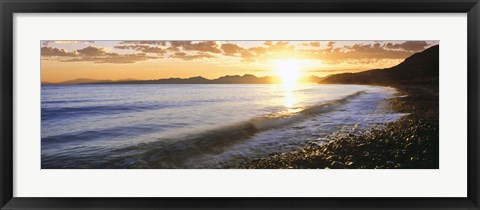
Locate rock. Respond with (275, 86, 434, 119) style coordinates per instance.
(330, 161, 344, 168)
(405, 143, 414, 150)
(344, 155, 353, 161)
(394, 154, 404, 162)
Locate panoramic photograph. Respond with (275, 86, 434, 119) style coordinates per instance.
(41, 40, 439, 169)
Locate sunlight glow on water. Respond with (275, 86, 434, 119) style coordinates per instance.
(41, 84, 405, 168)
(282, 86, 297, 109)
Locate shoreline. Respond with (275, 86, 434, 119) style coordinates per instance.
(241, 84, 439, 169)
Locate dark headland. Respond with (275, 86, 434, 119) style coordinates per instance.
(243, 45, 439, 169)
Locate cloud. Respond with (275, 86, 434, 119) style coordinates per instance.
(63, 53, 157, 64)
(42, 46, 156, 64)
(169, 41, 221, 53)
(115, 45, 166, 54)
(41, 40, 95, 46)
(220, 44, 269, 60)
(327, 41, 336, 48)
(247, 47, 267, 56)
(269, 41, 294, 51)
(42, 41, 435, 66)
(237, 42, 295, 61)
(171, 52, 214, 60)
(41, 46, 77, 57)
(302, 42, 321, 47)
(236, 41, 295, 61)
(119, 41, 167, 46)
(297, 43, 415, 65)
(344, 43, 414, 59)
(166, 41, 192, 51)
(77, 46, 109, 56)
(93, 53, 156, 64)
(239, 50, 255, 61)
(385, 41, 429, 51)
(169, 40, 427, 64)
(221, 43, 244, 55)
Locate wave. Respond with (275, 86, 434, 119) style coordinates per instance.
(41, 103, 180, 121)
(41, 123, 165, 145)
(42, 99, 101, 104)
(42, 98, 234, 121)
(251, 91, 365, 131)
(108, 91, 366, 168)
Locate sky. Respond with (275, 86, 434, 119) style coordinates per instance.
(41, 40, 439, 83)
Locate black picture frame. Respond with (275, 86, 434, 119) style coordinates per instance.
(1, 0, 479, 209)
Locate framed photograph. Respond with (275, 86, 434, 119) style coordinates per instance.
(1, 0, 479, 209)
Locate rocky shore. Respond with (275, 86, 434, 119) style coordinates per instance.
(242, 85, 439, 169)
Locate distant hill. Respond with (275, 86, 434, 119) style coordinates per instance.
(213, 74, 274, 84)
(46, 78, 114, 85)
(42, 78, 136, 85)
(300, 75, 324, 84)
(92, 74, 275, 84)
(320, 45, 439, 85)
(48, 74, 325, 85)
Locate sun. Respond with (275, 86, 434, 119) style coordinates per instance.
(274, 60, 301, 89)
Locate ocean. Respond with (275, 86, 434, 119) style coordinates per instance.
(41, 84, 405, 169)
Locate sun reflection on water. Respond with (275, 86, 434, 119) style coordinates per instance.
(273, 60, 303, 111)
(277, 84, 304, 114)
(283, 88, 295, 108)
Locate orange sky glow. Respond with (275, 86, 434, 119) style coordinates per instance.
(41, 40, 439, 83)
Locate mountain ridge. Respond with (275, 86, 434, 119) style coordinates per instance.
(44, 74, 324, 85)
(320, 45, 439, 85)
